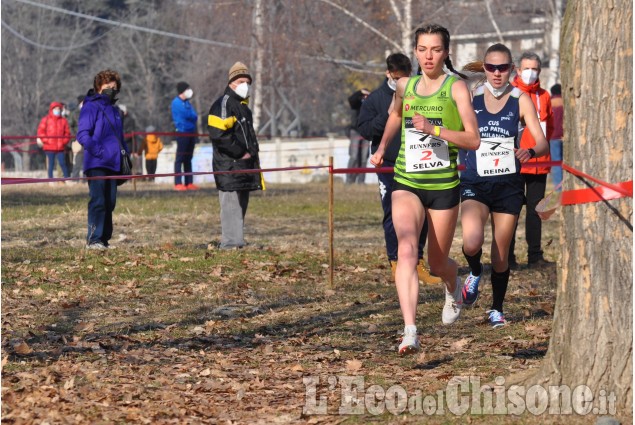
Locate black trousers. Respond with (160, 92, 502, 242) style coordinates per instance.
(146, 159, 157, 175)
(174, 136, 197, 186)
(509, 173, 547, 263)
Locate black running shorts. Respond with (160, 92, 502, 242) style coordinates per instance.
(393, 182, 461, 210)
(460, 180, 524, 214)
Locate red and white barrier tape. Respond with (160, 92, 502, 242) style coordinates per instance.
(3, 161, 632, 209)
(0, 165, 329, 185)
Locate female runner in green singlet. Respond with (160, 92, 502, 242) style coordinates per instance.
(370, 24, 480, 355)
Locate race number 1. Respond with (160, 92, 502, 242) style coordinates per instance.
(476, 137, 516, 176)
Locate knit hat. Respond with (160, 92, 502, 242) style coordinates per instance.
(228, 62, 252, 83)
(176, 81, 190, 94)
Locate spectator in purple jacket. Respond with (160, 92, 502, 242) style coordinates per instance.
(77, 69, 128, 250)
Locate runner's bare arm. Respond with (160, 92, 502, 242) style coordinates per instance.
(412, 79, 480, 150)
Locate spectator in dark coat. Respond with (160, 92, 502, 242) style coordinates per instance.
(346, 88, 370, 184)
(207, 62, 262, 249)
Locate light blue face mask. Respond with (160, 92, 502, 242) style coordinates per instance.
(53, 109, 61, 117)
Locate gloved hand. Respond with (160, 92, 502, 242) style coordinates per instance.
(36, 138, 43, 148)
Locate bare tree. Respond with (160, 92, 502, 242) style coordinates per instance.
(484, 0, 505, 43)
(545, 0, 564, 87)
(251, 0, 265, 131)
(1, 0, 107, 169)
(1, 0, 562, 147)
(99, 0, 195, 133)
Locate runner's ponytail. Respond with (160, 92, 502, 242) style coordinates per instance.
(445, 57, 468, 80)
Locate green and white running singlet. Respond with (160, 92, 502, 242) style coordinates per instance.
(394, 75, 464, 190)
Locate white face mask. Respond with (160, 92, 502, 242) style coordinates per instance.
(484, 81, 509, 98)
(183, 88, 194, 99)
(520, 69, 539, 85)
(234, 82, 251, 99)
(387, 78, 397, 91)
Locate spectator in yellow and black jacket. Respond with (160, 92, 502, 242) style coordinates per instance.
(207, 62, 262, 249)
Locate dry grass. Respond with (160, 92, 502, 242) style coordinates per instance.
(2, 181, 611, 424)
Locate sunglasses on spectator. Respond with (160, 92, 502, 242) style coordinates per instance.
(484, 63, 512, 73)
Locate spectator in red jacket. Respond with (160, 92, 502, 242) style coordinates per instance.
(509, 52, 554, 268)
(37, 101, 71, 179)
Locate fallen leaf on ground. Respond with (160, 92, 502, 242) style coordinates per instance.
(74, 322, 95, 332)
(450, 338, 470, 351)
(346, 359, 362, 372)
(64, 377, 75, 390)
(14, 342, 32, 355)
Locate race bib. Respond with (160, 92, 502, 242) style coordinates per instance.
(476, 137, 516, 177)
(404, 128, 450, 172)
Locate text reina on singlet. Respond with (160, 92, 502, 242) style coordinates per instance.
(481, 167, 512, 175)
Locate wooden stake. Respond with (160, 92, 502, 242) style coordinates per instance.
(329, 156, 334, 288)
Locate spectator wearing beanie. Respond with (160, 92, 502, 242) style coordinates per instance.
(170, 81, 199, 190)
(207, 62, 262, 249)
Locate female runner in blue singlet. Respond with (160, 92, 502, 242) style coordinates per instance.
(459, 44, 549, 327)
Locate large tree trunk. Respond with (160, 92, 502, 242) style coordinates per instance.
(528, 0, 633, 418)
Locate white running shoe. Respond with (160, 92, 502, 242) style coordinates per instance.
(398, 327, 420, 355)
(442, 277, 463, 325)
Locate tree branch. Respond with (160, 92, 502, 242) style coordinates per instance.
(484, 0, 505, 43)
(316, 0, 401, 51)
